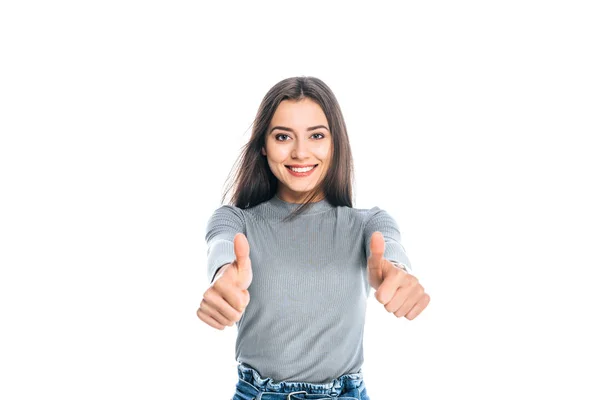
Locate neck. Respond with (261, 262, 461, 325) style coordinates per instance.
(267, 194, 334, 217)
(276, 192, 325, 204)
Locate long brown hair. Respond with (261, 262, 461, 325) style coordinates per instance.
(222, 76, 355, 220)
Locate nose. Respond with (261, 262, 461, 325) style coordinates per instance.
(291, 137, 309, 159)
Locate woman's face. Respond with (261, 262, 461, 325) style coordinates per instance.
(262, 98, 332, 203)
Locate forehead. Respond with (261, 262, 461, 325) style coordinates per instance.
(269, 98, 329, 128)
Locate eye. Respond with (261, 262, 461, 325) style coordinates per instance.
(275, 134, 290, 141)
(312, 133, 325, 139)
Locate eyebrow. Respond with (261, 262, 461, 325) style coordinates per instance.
(269, 125, 330, 134)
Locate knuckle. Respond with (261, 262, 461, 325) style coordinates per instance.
(422, 294, 431, 307)
(213, 278, 226, 292)
(201, 316, 225, 330)
(240, 292, 250, 308)
(204, 289, 221, 304)
(204, 303, 225, 324)
(202, 302, 215, 316)
(197, 312, 206, 323)
(202, 289, 213, 302)
(198, 312, 214, 327)
(235, 297, 247, 312)
(216, 315, 229, 326)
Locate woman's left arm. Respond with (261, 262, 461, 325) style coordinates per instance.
(364, 208, 430, 320)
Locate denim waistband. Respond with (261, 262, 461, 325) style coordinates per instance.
(236, 363, 365, 399)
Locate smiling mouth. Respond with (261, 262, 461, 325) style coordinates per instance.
(285, 165, 318, 173)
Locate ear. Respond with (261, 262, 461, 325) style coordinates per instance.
(261, 147, 266, 156)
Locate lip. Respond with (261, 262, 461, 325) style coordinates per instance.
(285, 164, 317, 177)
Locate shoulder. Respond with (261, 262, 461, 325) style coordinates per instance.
(207, 204, 247, 227)
(210, 204, 245, 217)
(343, 204, 394, 225)
(207, 200, 274, 223)
(329, 205, 396, 232)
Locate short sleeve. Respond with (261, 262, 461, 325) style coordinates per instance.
(363, 207, 413, 274)
(205, 205, 246, 283)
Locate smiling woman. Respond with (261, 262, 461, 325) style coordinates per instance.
(198, 76, 428, 400)
(261, 99, 332, 204)
(220, 76, 355, 220)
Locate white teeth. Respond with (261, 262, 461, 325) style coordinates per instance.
(289, 165, 315, 173)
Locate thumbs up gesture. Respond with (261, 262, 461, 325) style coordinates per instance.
(197, 233, 253, 330)
(367, 231, 430, 320)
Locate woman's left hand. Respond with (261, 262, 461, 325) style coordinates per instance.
(367, 232, 430, 320)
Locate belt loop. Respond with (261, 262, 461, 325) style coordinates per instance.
(287, 391, 307, 400)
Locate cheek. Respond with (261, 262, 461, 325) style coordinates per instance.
(266, 146, 288, 165)
(316, 144, 332, 162)
(279, 147, 295, 162)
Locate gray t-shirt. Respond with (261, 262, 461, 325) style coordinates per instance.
(205, 194, 412, 384)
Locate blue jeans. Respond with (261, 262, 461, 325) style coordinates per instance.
(232, 363, 371, 400)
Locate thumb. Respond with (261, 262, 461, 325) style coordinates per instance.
(233, 233, 252, 289)
(368, 231, 385, 288)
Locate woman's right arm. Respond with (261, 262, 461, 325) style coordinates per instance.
(205, 205, 246, 283)
(197, 206, 251, 330)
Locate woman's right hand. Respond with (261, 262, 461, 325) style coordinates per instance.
(197, 233, 253, 330)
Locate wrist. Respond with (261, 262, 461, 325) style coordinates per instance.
(391, 261, 408, 273)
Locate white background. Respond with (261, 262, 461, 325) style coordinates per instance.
(1, 1, 599, 399)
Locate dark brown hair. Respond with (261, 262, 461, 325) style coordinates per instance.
(222, 76, 355, 220)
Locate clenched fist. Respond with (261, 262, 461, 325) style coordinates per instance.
(197, 233, 253, 330)
(368, 231, 430, 320)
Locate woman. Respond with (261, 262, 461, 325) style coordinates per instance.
(198, 76, 430, 400)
